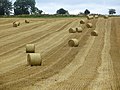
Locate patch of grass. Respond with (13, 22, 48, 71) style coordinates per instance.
(0, 14, 86, 18)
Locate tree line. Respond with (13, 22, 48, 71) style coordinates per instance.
(0, 0, 117, 15)
(0, 0, 42, 15)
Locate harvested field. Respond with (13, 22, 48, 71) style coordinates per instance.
(0, 17, 120, 90)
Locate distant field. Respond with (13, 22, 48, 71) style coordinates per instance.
(0, 17, 120, 90)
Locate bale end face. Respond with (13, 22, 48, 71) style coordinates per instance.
(26, 44, 35, 53)
(27, 53, 42, 66)
(68, 39, 79, 47)
(69, 28, 76, 33)
(91, 31, 98, 36)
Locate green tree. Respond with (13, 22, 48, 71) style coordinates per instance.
(84, 9, 90, 15)
(34, 7, 43, 15)
(56, 8, 69, 14)
(0, 0, 12, 15)
(14, 0, 36, 15)
(109, 9, 116, 15)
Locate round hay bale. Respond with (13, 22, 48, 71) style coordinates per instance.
(87, 15, 94, 20)
(91, 30, 98, 36)
(18, 22, 20, 26)
(25, 20, 30, 23)
(95, 15, 99, 18)
(68, 39, 79, 47)
(26, 44, 35, 53)
(13, 23, 18, 27)
(13, 21, 20, 27)
(76, 27, 83, 33)
(91, 16, 94, 19)
(27, 53, 42, 66)
(104, 15, 109, 19)
(86, 23, 93, 28)
(80, 19, 85, 24)
(69, 28, 76, 33)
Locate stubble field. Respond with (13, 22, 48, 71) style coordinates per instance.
(0, 17, 120, 90)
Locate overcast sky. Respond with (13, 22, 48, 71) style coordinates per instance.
(11, 0, 120, 15)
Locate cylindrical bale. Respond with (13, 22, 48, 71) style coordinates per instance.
(91, 30, 98, 36)
(86, 23, 93, 28)
(13, 23, 18, 27)
(26, 44, 35, 53)
(68, 39, 79, 47)
(91, 16, 94, 19)
(69, 28, 76, 33)
(13, 21, 20, 27)
(95, 15, 99, 18)
(25, 20, 30, 23)
(27, 53, 42, 66)
(18, 22, 20, 26)
(87, 15, 94, 20)
(80, 19, 85, 24)
(104, 15, 109, 19)
(76, 27, 83, 33)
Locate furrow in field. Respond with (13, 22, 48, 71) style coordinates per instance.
(110, 18, 120, 89)
(87, 18, 116, 90)
(0, 18, 82, 89)
(0, 20, 72, 57)
(0, 20, 75, 72)
(41, 18, 104, 90)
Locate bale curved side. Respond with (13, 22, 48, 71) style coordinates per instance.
(69, 28, 76, 33)
(87, 15, 94, 20)
(104, 15, 109, 19)
(91, 30, 98, 36)
(13, 21, 20, 27)
(27, 53, 42, 66)
(95, 15, 99, 18)
(80, 19, 85, 24)
(26, 44, 35, 53)
(68, 39, 79, 47)
(86, 23, 93, 28)
(25, 20, 30, 23)
(76, 27, 83, 33)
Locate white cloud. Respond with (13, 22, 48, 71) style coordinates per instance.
(11, 0, 120, 15)
(36, 2, 120, 15)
